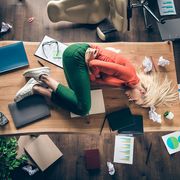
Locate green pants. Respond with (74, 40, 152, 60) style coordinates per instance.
(51, 43, 91, 116)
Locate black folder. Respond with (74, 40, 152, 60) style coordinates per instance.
(106, 108, 135, 131)
(118, 115, 144, 135)
(8, 95, 50, 128)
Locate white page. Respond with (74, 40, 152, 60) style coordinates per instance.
(113, 135, 134, 164)
(70, 89, 105, 118)
(157, 0, 176, 16)
(35, 35, 67, 68)
(162, 131, 180, 154)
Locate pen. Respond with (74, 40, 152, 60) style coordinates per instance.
(37, 60, 45, 67)
(99, 115, 107, 135)
(146, 142, 152, 165)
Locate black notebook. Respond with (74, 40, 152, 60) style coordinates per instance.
(118, 115, 144, 135)
(106, 108, 135, 131)
(8, 95, 50, 128)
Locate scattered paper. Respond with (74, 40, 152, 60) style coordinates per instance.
(157, 0, 176, 16)
(107, 162, 115, 175)
(22, 165, 39, 176)
(162, 131, 180, 154)
(113, 135, 134, 164)
(70, 89, 105, 118)
(158, 56, 170, 67)
(0, 22, 12, 33)
(28, 17, 35, 23)
(142, 56, 153, 73)
(35, 35, 68, 68)
(149, 106, 161, 123)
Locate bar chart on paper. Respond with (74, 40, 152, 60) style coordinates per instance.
(113, 135, 134, 164)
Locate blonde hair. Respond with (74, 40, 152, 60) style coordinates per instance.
(137, 72, 178, 107)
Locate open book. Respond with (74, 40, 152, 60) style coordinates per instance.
(35, 35, 68, 68)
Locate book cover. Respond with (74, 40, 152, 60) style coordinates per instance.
(0, 41, 29, 73)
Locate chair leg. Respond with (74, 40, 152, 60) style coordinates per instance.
(142, 5, 152, 30)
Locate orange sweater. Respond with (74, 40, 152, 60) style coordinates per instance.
(89, 44, 139, 87)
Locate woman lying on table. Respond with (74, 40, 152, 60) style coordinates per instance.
(14, 43, 177, 116)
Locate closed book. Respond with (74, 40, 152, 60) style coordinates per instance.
(118, 115, 144, 135)
(84, 149, 100, 170)
(0, 41, 29, 73)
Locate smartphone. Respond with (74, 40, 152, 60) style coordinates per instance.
(0, 112, 9, 126)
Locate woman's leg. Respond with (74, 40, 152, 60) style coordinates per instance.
(50, 43, 91, 116)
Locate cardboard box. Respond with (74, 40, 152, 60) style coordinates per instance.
(17, 135, 37, 165)
(24, 135, 63, 171)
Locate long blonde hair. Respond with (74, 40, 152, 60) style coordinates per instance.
(137, 72, 178, 107)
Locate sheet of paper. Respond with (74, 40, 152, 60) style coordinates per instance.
(113, 135, 134, 164)
(162, 131, 180, 154)
(35, 35, 67, 68)
(157, 0, 176, 16)
(70, 89, 105, 118)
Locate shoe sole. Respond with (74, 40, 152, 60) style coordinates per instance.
(23, 67, 50, 77)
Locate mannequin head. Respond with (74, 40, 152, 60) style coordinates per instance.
(125, 72, 178, 107)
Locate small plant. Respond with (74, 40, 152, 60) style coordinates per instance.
(0, 137, 27, 180)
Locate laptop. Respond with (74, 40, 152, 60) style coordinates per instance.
(118, 115, 144, 135)
(8, 95, 51, 128)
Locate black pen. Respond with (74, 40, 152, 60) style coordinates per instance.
(37, 60, 45, 67)
(146, 142, 152, 165)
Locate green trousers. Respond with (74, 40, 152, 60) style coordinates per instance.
(51, 43, 91, 116)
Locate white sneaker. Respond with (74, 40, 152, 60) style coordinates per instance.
(14, 78, 40, 102)
(23, 67, 50, 81)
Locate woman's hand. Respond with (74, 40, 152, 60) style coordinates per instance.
(85, 48, 99, 64)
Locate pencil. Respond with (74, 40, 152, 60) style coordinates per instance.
(99, 115, 107, 135)
(146, 142, 152, 165)
(150, 56, 157, 72)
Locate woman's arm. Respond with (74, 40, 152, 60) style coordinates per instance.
(93, 75, 125, 87)
(89, 59, 132, 77)
(89, 59, 139, 86)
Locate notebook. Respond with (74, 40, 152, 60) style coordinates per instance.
(84, 149, 100, 171)
(70, 89, 105, 118)
(8, 95, 50, 128)
(0, 41, 29, 73)
(118, 115, 144, 135)
(106, 108, 135, 131)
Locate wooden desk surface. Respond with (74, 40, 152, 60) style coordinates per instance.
(0, 41, 179, 135)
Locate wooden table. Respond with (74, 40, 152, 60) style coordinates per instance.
(0, 41, 179, 135)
